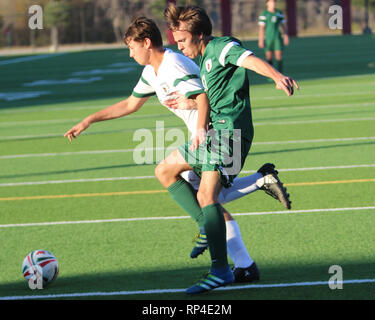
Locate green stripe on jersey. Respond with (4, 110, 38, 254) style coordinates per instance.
(132, 91, 155, 98)
(141, 76, 150, 86)
(173, 74, 199, 87)
(185, 89, 204, 98)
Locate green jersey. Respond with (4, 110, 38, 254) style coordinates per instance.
(199, 36, 254, 141)
(259, 9, 285, 41)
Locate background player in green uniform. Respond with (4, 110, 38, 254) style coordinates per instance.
(258, 0, 289, 72)
(158, 5, 298, 294)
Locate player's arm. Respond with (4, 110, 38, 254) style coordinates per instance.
(64, 95, 148, 141)
(258, 24, 265, 49)
(258, 13, 266, 49)
(164, 92, 197, 110)
(241, 55, 299, 96)
(190, 92, 210, 150)
(280, 22, 289, 46)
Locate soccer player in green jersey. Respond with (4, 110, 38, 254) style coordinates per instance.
(258, 0, 289, 72)
(157, 5, 298, 294)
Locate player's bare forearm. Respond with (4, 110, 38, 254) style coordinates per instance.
(86, 96, 146, 123)
(258, 25, 265, 48)
(195, 92, 210, 131)
(241, 55, 299, 96)
(242, 55, 280, 80)
(64, 95, 147, 141)
(190, 92, 210, 150)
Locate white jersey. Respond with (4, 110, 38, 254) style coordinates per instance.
(132, 48, 203, 135)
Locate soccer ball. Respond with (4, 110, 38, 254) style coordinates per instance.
(22, 250, 59, 288)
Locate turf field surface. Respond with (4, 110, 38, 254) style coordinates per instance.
(0, 35, 374, 301)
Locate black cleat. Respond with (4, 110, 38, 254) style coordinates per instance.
(257, 163, 291, 209)
(233, 262, 260, 283)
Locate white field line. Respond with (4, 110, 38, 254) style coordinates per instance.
(252, 91, 375, 100)
(1, 136, 375, 160)
(253, 102, 375, 112)
(0, 113, 174, 127)
(0, 118, 82, 127)
(1, 206, 375, 229)
(0, 53, 66, 66)
(1, 117, 375, 141)
(1, 101, 374, 125)
(1, 164, 375, 187)
(0, 147, 166, 160)
(253, 117, 375, 126)
(0, 101, 162, 115)
(1, 278, 375, 300)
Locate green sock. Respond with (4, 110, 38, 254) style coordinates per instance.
(167, 179, 204, 227)
(202, 203, 228, 268)
(275, 59, 283, 72)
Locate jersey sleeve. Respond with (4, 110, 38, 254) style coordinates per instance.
(277, 10, 286, 24)
(258, 11, 267, 26)
(172, 57, 204, 98)
(215, 38, 254, 68)
(132, 68, 155, 98)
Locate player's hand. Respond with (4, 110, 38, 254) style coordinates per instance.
(165, 92, 197, 110)
(275, 76, 299, 96)
(64, 120, 90, 142)
(258, 40, 264, 49)
(189, 128, 207, 151)
(283, 34, 289, 46)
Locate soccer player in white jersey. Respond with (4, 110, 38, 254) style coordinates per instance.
(64, 17, 290, 285)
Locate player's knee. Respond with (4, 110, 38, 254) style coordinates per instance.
(154, 163, 167, 183)
(197, 189, 215, 208)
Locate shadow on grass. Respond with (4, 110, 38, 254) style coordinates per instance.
(1, 140, 374, 181)
(1, 261, 374, 300)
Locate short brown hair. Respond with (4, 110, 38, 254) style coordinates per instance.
(124, 17, 163, 47)
(164, 5, 212, 37)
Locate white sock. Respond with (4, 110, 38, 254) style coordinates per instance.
(226, 220, 253, 268)
(218, 172, 264, 204)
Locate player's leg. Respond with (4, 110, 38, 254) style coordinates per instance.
(156, 148, 233, 293)
(219, 163, 291, 209)
(273, 35, 284, 72)
(274, 49, 283, 72)
(183, 163, 290, 210)
(265, 50, 273, 67)
(224, 208, 260, 283)
(217, 171, 263, 204)
(186, 170, 234, 294)
(155, 149, 205, 228)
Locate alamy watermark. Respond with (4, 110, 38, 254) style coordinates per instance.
(28, 265, 44, 290)
(28, 5, 43, 30)
(328, 265, 343, 289)
(132, 121, 242, 176)
(328, 5, 343, 30)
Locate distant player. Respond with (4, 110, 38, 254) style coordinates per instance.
(64, 17, 290, 286)
(258, 0, 289, 72)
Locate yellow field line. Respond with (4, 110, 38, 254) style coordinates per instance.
(0, 190, 167, 201)
(286, 178, 375, 186)
(0, 178, 374, 201)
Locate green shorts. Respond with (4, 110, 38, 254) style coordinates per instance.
(265, 36, 283, 52)
(178, 127, 252, 188)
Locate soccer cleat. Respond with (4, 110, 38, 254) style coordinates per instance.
(186, 267, 234, 294)
(233, 262, 260, 283)
(257, 163, 291, 209)
(190, 232, 208, 258)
